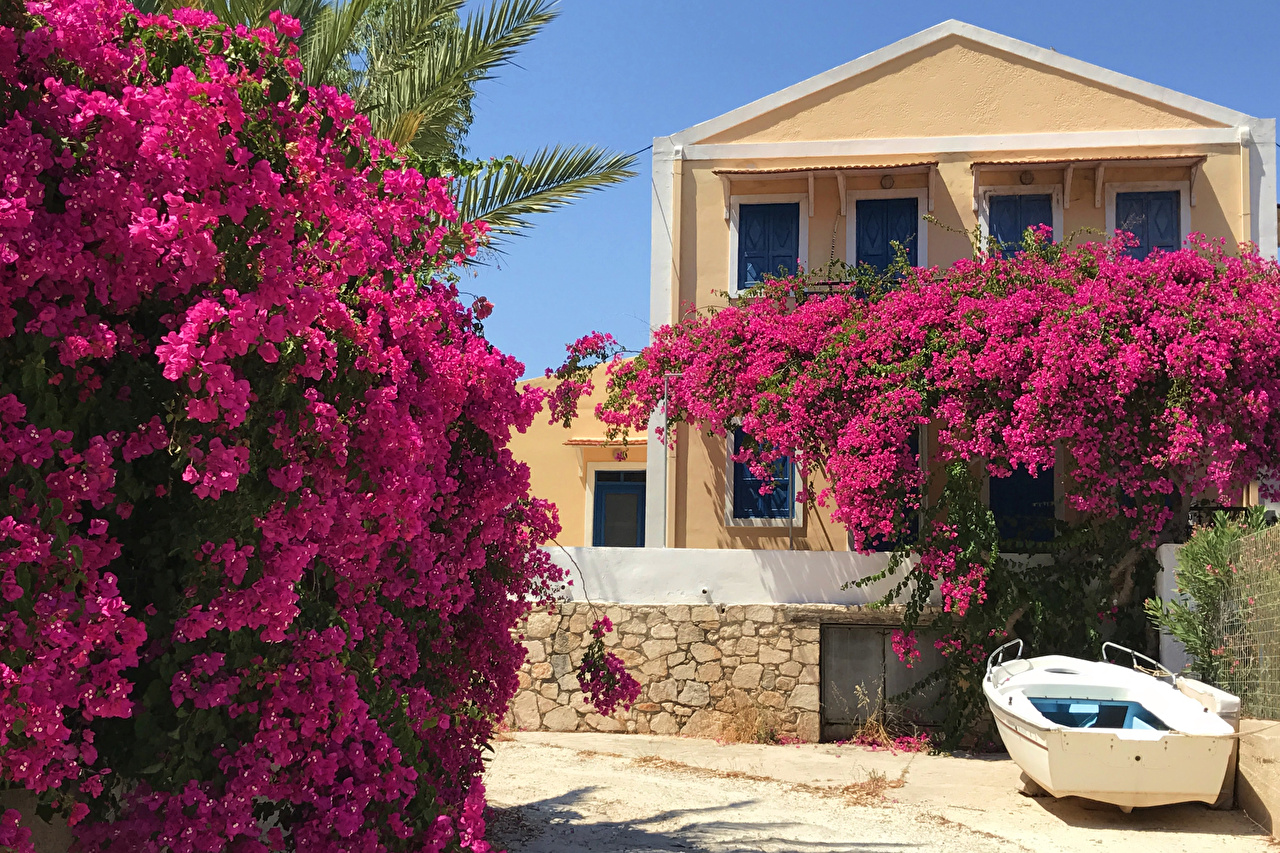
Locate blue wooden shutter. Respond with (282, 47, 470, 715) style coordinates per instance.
(855, 198, 918, 273)
(989, 465, 1055, 542)
(732, 428, 793, 519)
(592, 472, 645, 546)
(989, 194, 1053, 254)
(738, 203, 799, 291)
(1115, 191, 1180, 258)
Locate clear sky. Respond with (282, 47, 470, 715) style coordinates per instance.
(461, 0, 1280, 378)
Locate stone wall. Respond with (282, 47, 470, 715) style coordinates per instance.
(507, 601, 913, 741)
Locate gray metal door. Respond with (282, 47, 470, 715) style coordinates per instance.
(819, 624, 943, 741)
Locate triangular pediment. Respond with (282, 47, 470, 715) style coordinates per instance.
(675, 22, 1247, 146)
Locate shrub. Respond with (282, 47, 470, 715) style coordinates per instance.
(0, 0, 559, 849)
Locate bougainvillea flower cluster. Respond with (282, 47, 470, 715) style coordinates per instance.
(0, 0, 561, 848)
(575, 616, 640, 716)
(555, 233, 1280, 741)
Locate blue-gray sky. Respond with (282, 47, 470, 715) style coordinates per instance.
(461, 0, 1280, 378)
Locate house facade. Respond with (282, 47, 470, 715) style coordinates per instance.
(646, 19, 1276, 554)
(506, 21, 1276, 741)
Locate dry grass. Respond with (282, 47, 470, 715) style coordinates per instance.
(722, 705, 785, 745)
(628, 753, 905, 806)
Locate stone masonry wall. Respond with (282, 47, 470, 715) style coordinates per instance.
(507, 601, 909, 741)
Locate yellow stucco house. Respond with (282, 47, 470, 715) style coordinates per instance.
(513, 19, 1275, 560)
(505, 21, 1276, 740)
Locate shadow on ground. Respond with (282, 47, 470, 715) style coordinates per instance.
(486, 786, 926, 853)
(1030, 795, 1268, 837)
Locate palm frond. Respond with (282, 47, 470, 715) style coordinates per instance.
(456, 146, 638, 239)
(299, 0, 380, 88)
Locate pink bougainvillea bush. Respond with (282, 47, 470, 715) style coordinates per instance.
(0, 0, 561, 848)
(559, 232, 1280, 744)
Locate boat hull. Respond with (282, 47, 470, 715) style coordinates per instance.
(985, 654, 1238, 810)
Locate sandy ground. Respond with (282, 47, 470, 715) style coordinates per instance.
(483, 732, 1274, 853)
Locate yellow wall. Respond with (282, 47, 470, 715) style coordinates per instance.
(702, 37, 1223, 145)
(510, 366, 646, 547)
(661, 34, 1256, 551)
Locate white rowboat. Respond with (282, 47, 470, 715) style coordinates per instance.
(983, 641, 1239, 811)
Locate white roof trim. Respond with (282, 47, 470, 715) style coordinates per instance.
(669, 20, 1256, 146)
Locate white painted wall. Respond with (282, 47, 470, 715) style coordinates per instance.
(546, 546, 909, 606)
(1156, 543, 1191, 673)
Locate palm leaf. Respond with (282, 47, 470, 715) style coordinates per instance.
(457, 145, 637, 239)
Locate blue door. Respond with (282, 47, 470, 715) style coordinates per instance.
(989, 194, 1052, 254)
(989, 465, 1055, 542)
(738, 203, 799, 290)
(731, 428, 794, 520)
(593, 471, 645, 547)
(1115, 191, 1180, 258)
(856, 198, 918, 273)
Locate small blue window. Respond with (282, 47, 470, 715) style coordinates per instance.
(989, 194, 1053, 254)
(738, 203, 799, 291)
(1115, 191, 1181, 258)
(593, 471, 645, 547)
(732, 428, 794, 520)
(856, 198, 918, 273)
(989, 465, 1055, 542)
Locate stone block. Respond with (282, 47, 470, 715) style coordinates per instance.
(524, 612, 557, 640)
(723, 605, 745, 623)
(776, 638, 792, 651)
(568, 613, 589, 633)
(719, 624, 742, 640)
(677, 623, 705, 645)
(648, 679, 678, 703)
(554, 632, 582, 654)
(537, 696, 558, 713)
(543, 705, 580, 732)
(620, 618, 648, 635)
(799, 664, 820, 684)
(690, 643, 721, 663)
(722, 656, 741, 668)
(622, 634, 643, 649)
(792, 643, 820, 665)
(671, 662, 697, 680)
(796, 711, 820, 742)
(758, 646, 789, 665)
(690, 605, 719, 623)
(665, 605, 691, 622)
(696, 662, 723, 683)
(787, 684, 820, 711)
(523, 641, 547, 663)
(586, 713, 626, 733)
(735, 637, 759, 656)
(642, 638, 678, 659)
(634, 702, 661, 713)
(730, 688, 753, 711)
(761, 670, 776, 691)
(550, 654, 572, 678)
(667, 651, 687, 666)
(758, 690, 786, 710)
(779, 661, 802, 677)
(568, 691, 591, 713)
(793, 627, 820, 642)
(516, 671, 531, 689)
(640, 658, 668, 678)
(606, 606, 626, 625)
(557, 673, 578, 691)
(531, 662, 552, 680)
(775, 676, 797, 691)
(709, 682, 727, 699)
(742, 621, 757, 636)
(650, 712, 680, 734)
(758, 626, 779, 638)
(539, 683, 559, 700)
(732, 663, 764, 690)
(681, 709, 730, 739)
(678, 681, 711, 707)
(615, 648, 644, 667)
(510, 691, 540, 729)
(745, 605, 775, 623)
(650, 622, 677, 639)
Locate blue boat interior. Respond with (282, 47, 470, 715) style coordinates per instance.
(1028, 697, 1170, 731)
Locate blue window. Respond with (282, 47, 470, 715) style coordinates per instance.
(732, 428, 794, 520)
(592, 471, 645, 547)
(738, 203, 799, 291)
(856, 198, 918, 273)
(989, 465, 1055, 542)
(1115, 191, 1181, 258)
(989, 194, 1053, 254)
